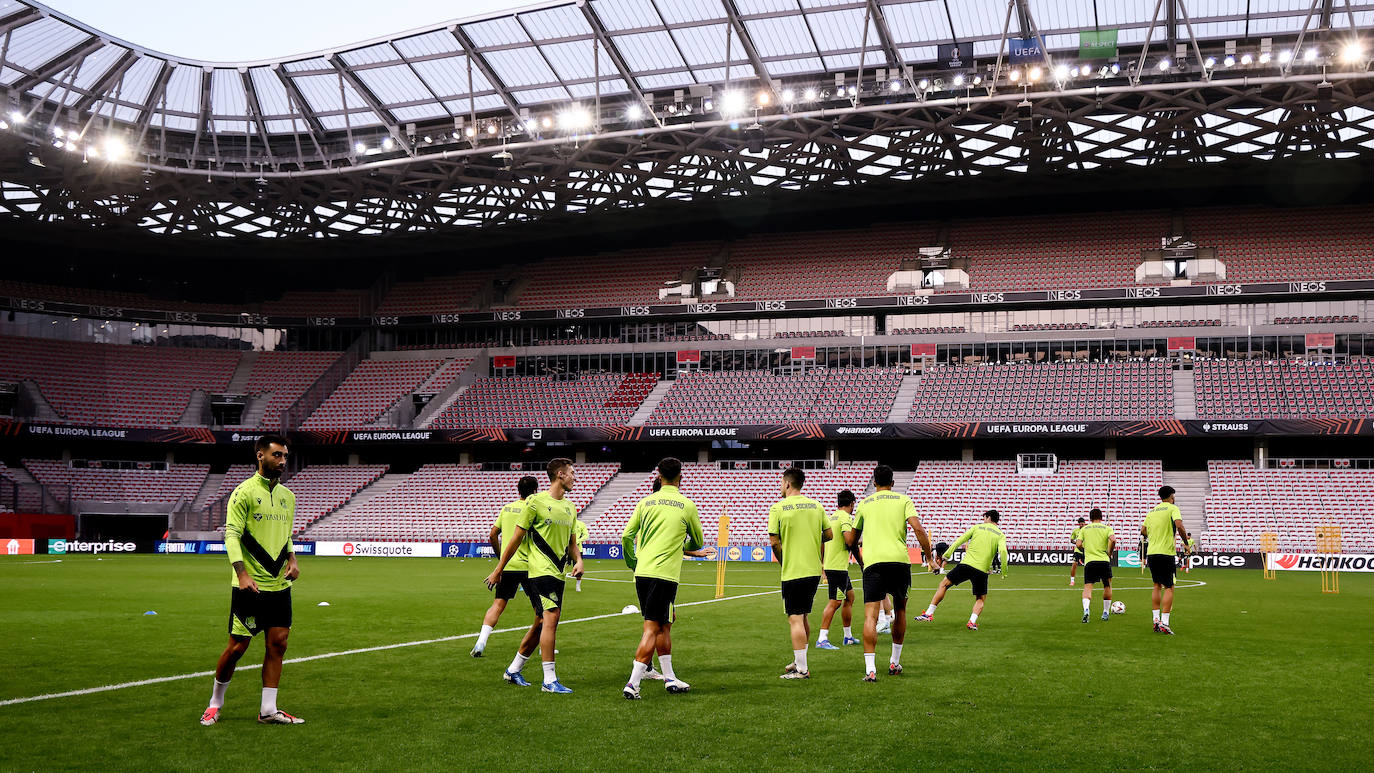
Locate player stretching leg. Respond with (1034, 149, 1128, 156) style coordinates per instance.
(620, 458, 705, 699)
(769, 468, 832, 680)
(818, 490, 861, 649)
(1077, 509, 1116, 622)
(485, 458, 585, 692)
(916, 510, 1008, 631)
(853, 465, 933, 681)
(200, 435, 303, 726)
(472, 476, 539, 657)
(1142, 487, 1188, 635)
(1069, 517, 1086, 586)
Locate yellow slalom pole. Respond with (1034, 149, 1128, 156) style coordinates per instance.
(715, 506, 730, 599)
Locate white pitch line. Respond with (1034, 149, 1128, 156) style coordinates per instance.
(0, 589, 777, 708)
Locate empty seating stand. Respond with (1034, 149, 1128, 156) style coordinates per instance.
(430, 373, 657, 428)
(0, 336, 240, 428)
(589, 462, 879, 546)
(910, 362, 1174, 422)
(303, 463, 618, 542)
(648, 368, 901, 425)
(728, 224, 927, 301)
(24, 459, 209, 504)
(1194, 360, 1374, 418)
(284, 465, 389, 534)
(299, 358, 446, 430)
(908, 460, 1164, 550)
(235, 351, 342, 430)
(1203, 461, 1374, 552)
(497, 242, 720, 310)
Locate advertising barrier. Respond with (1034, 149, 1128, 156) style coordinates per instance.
(154, 540, 316, 555)
(1265, 553, 1374, 572)
(315, 541, 442, 558)
(49, 538, 149, 554)
(2, 538, 35, 555)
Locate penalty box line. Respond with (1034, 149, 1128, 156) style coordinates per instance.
(0, 589, 776, 708)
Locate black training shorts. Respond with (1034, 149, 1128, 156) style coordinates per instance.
(526, 574, 566, 615)
(1084, 560, 1113, 585)
(945, 563, 989, 597)
(494, 569, 530, 601)
(1073, 550, 1086, 565)
(229, 586, 292, 638)
(825, 570, 854, 600)
(635, 576, 678, 624)
(780, 575, 821, 616)
(861, 562, 911, 604)
(1147, 554, 1176, 588)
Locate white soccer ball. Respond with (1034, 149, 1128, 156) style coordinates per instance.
(1110, 600, 1126, 615)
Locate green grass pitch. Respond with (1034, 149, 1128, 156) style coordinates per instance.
(1, 555, 1370, 771)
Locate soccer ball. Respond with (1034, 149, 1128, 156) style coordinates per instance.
(1110, 601, 1126, 615)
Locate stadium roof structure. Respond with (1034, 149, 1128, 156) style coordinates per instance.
(1, 0, 1373, 240)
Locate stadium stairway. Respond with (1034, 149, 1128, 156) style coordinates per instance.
(301, 472, 408, 536)
(575, 472, 645, 530)
(1173, 368, 1197, 419)
(176, 390, 210, 426)
(886, 375, 923, 423)
(223, 352, 257, 394)
(188, 471, 227, 513)
(890, 469, 917, 498)
(1162, 470, 1210, 539)
(627, 380, 673, 426)
(18, 381, 62, 422)
(415, 385, 469, 429)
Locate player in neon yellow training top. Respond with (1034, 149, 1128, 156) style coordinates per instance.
(1069, 517, 1086, 586)
(915, 510, 1008, 631)
(852, 464, 933, 681)
(485, 458, 585, 692)
(768, 467, 832, 680)
(816, 489, 862, 651)
(471, 475, 539, 658)
(1178, 533, 1198, 574)
(1076, 508, 1116, 623)
(1142, 485, 1188, 635)
(200, 434, 303, 727)
(620, 457, 705, 699)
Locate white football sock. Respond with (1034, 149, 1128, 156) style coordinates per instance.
(541, 661, 558, 685)
(925, 604, 937, 616)
(1082, 597, 1090, 613)
(508, 652, 530, 674)
(576, 579, 582, 591)
(969, 612, 979, 624)
(864, 652, 876, 674)
(475, 625, 494, 651)
(793, 648, 808, 674)
(842, 626, 853, 639)
(817, 629, 829, 643)
(658, 655, 676, 681)
(890, 643, 903, 666)
(209, 678, 229, 709)
(629, 660, 648, 689)
(260, 687, 277, 716)
(1161, 612, 1171, 626)
(1103, 599, 1111, 614)
(1152, 609, 1161, 623)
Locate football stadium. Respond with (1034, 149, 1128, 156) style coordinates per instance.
(1, 0, 1373, 768)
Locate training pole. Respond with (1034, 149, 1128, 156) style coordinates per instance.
(1261, 532, 1278, 580)
(715, 509, 730, 599)
(1317, 525, 1341, 594)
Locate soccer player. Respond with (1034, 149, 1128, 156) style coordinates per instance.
(916, 510, 1008, 631)
(1069, 517, 1086, 586)
(200, 434, 303, 726)
(471, 475, 539, 658)
(1142, 486, 1188, 635)
(1178, 532, 1198, 574)
(1077, 508, 1116, 623)
(620, 457, 704, 699)
(852, 465, 933, 682)
(768, 467, 832, 680)
(817, 489, 861, 650)
(484, 458, 585, 692)
(571, 517, 589, 591)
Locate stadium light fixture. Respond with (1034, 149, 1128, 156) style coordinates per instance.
(972, 75, 982, 86)
(485, 122, 498, 135)
(802, 87, 817, 101)
(1304, 48, 1318, 63)
(1028, 66, 1042, 82)
(0, 120, 8, 131)
(952, 74, 965, 87)
(541, 116, 553, 129)
(720, 91, 747, 116)
(423, 135, 433, 143)
(1158, 57, 1171, 71)
(52, 126, 65, 138)
(1204, 56, 1216, 69)
(558, 105, 593, 130)
(889, 79, 902, 92)
(1054, 64, 1069, 81)
(1241, 53, 1253, 65)
(102, 137, 128, 161)
(381, 136, 395, 150)
(86, 144, 98, 158)
(1342, 41, 1365, 63)
(625, 104, 643, 121)
(1223, 55, 1236, 67)
(1009, 68, 1021, 82)
(917, 78, 929, 91)
(9, 110, 24, 124)
(354, 141, 367, 154)
(757, 90, 770, 106)
(464, 126, 477, 138)
(1110, 63, 1121, 75)
(781, 88, 795, 102)
(846, 85, 858, 97)
(1079, 65, 1093, 77)
(1278, 49, 1292, 63)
